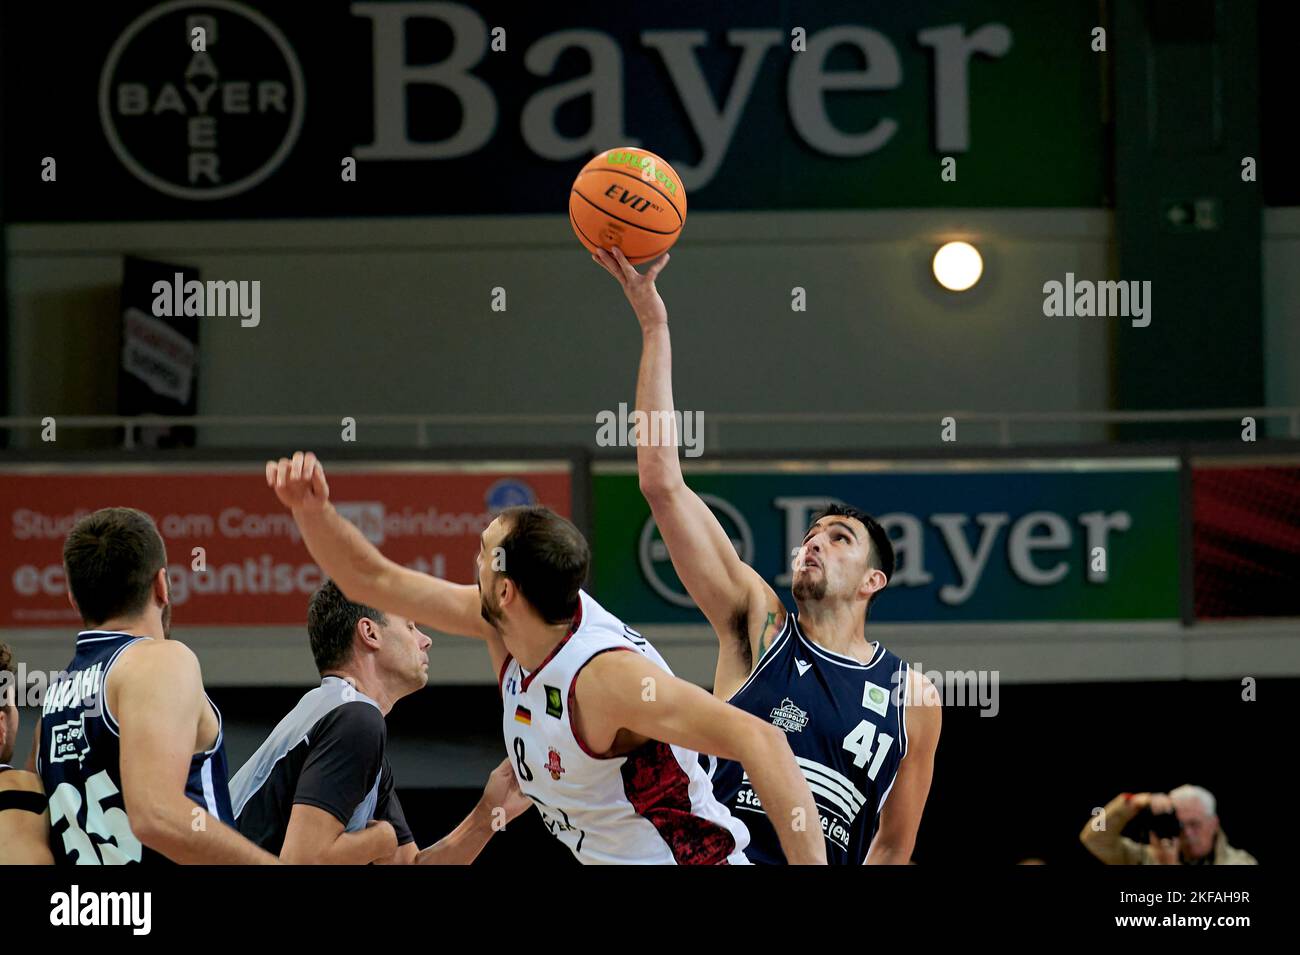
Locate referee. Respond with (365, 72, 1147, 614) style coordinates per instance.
(230, 581, 528, 863)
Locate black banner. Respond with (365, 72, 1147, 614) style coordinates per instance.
(2, 0, 1105, 221)
(118, 256, 199, 448)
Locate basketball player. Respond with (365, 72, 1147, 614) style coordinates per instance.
(34, 507, 278, 864)
(266, 453, 827, 864)
(231, 580, 532, 863)
(0, 641, 53, 863)
(593, 246, 941, 864)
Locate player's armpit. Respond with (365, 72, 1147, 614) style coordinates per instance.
(866, 669, 941, 865)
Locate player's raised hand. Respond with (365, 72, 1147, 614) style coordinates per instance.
(592, 246, 670, 330)
(265, 451, 330, 513)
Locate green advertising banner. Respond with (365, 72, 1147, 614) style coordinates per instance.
(593, 459, 1181, 624)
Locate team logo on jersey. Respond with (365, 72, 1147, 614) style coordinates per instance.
(49, 713, 90, 766)
(770, 698, 809, 733)
(544, 685, 563, 719)
(795, 658, 812, 676)
(545, 747, 566, 781)
(514, 705, 531, 725)
(862, 681, 891, 717)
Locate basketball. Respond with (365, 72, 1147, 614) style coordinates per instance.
(569, 147, 687, 264)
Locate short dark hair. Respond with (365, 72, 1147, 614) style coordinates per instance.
(810, 503, 896, 618)
(62, 507, 167, 627)
(307, 580, 387, 674)
(495, 506, 589, 624)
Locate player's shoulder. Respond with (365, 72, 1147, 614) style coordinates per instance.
(114, 636, 198, 670)
(572, 591, 669, 664)
(109, 637, 202, 691)
(902, 663, 941, 708)
(0, 768, 44, 794)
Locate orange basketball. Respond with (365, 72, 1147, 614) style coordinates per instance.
(569, 147, 687, 264)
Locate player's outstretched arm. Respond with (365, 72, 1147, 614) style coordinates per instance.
(266, 452, 496, 645)
(594, 248, 782, 693)
(865, 669, 941, 865)
(114, 641, 279, 864)
(577, 650, 827, 864)
(397, 759, 533, 865)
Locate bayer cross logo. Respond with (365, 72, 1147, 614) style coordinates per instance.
(98, 0, 305, 200)
(638, 494, 753, 608)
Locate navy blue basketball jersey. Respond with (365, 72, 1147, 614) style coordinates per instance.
(709, 614, 911, 865)
(38, 631, 234, 865)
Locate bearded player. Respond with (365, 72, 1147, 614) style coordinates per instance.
(266, 453, 826, 865)
(593, 246, 941, 865)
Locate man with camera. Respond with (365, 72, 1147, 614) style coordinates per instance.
(1079, 785, 1257, 865)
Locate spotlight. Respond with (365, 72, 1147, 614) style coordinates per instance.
(932, 241, 983, 292)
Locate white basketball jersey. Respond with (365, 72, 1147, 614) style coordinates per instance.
(499, 590, 750, 865)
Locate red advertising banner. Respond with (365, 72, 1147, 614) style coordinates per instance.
(1, 463, 572, 627)
(1193, 461, 1300, 618)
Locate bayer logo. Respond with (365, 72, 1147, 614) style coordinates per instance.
(98, 0, 305, 200)
(638, 494, 754, 608)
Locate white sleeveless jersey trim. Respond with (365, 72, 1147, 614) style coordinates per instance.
(100, 636, 150, 738)
(790, 616, 886, 670)
(501, 590, 749, 865)
(898, 660, 911, 759)
(567, 646, 637, 760)
(869, 661, 911, 829)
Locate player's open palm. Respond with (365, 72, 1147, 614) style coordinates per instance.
(593, 246, 670, 330)
(266, 451, 330, 513)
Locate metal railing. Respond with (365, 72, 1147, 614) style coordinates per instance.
(0, 408, 1297, 450)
